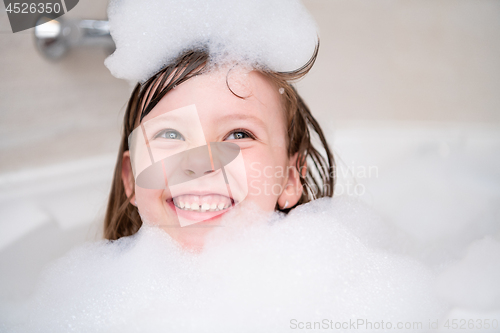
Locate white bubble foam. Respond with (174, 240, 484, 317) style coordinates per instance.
(436, 237, 500, 311)
(104, 0, 318, 83)
(2, 197, 449, 332)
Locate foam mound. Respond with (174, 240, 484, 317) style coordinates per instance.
(3, 197, 447, 332)
(104, 0, 318, 83)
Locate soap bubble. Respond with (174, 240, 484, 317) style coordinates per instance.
(2, 197, 450, 332)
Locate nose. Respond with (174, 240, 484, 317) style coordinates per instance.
(135, 142, 242, 189)
(181, 145, 214, 178)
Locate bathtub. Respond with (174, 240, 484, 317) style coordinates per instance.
(0, 121, 499, 304)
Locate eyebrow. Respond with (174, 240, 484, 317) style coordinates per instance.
(218, 112, 267, 129)
(143, 109, 183, 125)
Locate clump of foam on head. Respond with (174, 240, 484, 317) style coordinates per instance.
(104, 0, 318, 83)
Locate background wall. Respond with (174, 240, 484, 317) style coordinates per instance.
(0, 0, 128, 173)
(301, 0, 500, 126)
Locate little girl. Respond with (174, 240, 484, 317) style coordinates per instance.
(103, 47, 335, 249)
(1, 3, 451, 332)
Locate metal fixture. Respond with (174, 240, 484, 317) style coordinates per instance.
(34, 16, 114, 60)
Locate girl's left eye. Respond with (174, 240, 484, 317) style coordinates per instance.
(225, 130, 253, 140)
(154, 129, 185, 141)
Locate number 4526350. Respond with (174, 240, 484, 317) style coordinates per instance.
(5, 3, 62, 14)
(444, 318, 498, 330)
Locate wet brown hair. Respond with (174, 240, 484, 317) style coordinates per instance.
(104, 46, 335, 240)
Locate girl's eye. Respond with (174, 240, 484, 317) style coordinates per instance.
(154, 129, 185, 141)
(225, 130, 253, 140)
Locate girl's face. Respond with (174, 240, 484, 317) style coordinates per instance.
(122, 67, 302, 249)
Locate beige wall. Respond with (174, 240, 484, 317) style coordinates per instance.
(1, 0, 499, 173)
(0, 0, 129, 173)
(300, 0, 500, 126)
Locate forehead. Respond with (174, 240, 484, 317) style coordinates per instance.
(141, 67, 283, 123)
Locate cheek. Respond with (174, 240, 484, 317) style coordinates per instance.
(135, 187, 174, 225)
(242, 149, 288, 211)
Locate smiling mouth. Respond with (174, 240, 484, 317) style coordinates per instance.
(171, 194, 234, 212)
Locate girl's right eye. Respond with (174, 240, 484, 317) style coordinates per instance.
(154, 129, 185, 141)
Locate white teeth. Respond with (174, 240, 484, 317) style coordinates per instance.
(173, 194, 232, 212)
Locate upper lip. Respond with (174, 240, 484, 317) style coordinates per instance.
(167, 190, 236, 203)
(171, 190, 228, 196)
